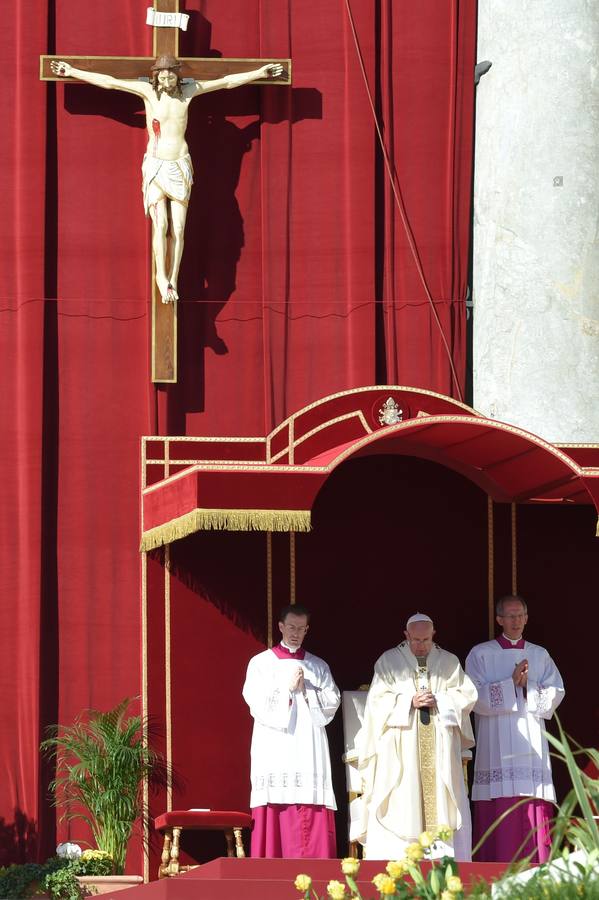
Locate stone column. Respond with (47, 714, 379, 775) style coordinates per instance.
(473, 0, 599, 442)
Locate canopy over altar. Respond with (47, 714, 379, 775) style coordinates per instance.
(141, 386, 599, 550)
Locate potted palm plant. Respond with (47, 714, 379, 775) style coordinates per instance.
(41, 697, 167, 886)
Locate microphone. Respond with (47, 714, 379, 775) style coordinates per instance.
(417, 664, 431, 725)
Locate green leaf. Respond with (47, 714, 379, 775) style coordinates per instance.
(544, 719, 599, 852)
(405, 863, 424, 886)
(39, 697, 169, 874)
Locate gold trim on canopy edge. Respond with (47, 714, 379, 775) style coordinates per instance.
(140, 508, 312, 551)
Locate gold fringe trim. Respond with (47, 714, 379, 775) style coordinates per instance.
(140, 508, 312, 551)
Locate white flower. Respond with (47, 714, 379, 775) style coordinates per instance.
(56, 842, 82, 859)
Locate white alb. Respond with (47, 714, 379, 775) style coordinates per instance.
(242, 649, 340, 809)
(465, 639, 565, 801)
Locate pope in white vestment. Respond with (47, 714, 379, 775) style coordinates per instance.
(357, 614, 477, 861)
(242, 605, 340, 858)
(465, 595, 565, 863)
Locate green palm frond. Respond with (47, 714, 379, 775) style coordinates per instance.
(545, 716, 599, 858)
(40, 697, 168, 874)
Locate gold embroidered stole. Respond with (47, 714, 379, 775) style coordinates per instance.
(415, 658, 437, 830)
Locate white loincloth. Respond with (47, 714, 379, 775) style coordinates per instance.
(142, 153, 194, 214)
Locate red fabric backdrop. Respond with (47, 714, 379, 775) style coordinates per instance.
(1, 0, 476, 866)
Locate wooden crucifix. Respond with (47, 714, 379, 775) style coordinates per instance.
(41, 0, 291, 383)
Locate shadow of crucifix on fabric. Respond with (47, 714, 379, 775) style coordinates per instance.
(171, 14, 320, 419)
(170, 83, 322, 428)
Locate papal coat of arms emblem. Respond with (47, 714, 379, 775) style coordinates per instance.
(378, 397, 403, 426)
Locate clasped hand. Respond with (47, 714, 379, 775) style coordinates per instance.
(412, 689, 435, 709)
(289, 666, 305, 693)
(512, 659, 528, 688)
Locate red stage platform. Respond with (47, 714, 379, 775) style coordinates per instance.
(103, 858, 509, 899)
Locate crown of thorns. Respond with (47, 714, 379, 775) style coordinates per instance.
(151, 55, 182, 72)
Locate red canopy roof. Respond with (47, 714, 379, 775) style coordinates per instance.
(140, 387, 599, 550)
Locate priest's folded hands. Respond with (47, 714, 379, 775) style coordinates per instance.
(512, 659, 528, 687)
(412, 689, 436, 708)
(289, 667, 305, 692)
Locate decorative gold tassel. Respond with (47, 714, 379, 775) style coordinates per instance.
(140, 508, 311, 551)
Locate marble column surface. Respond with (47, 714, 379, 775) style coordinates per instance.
(473, 0, 599, 442)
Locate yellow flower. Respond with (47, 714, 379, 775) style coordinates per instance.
(386, 859, 408, 879)
(372, 873, 388, 890)
(327, 879, 346, 899)
(377, 875, 398, 895)
(435, 824, 453, 842)
(81, 850, 112, 860)
(405, 842, 425, 862)
(294, 874, 312, 892)
(446, 874, 463, 893)
(418, 830, 434, 848)
(340, 857, 360, 877)
(441, 892, 454, 900)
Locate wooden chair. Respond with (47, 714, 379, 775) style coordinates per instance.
(154, 809, 253, 877)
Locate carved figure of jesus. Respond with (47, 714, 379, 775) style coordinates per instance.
(51, 56, 284, 304)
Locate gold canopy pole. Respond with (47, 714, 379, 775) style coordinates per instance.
(267, 533, 273, 647)
(487, 496, 495, 639)
(511, 502, 518, 595)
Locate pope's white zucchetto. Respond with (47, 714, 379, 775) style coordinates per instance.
(406, 613, 434, 627)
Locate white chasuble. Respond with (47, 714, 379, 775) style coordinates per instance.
(465, 640, 564, 802)
(357, 643, 477, 861)
(242, 649, 340, 809)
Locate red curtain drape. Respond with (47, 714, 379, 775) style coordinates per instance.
(1, 0, 48, 860)
(163, 0, 475, 433)
(1, 0, 476, 865)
